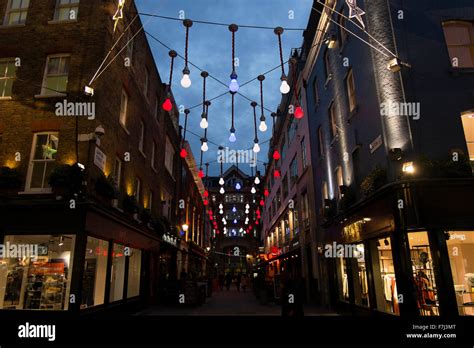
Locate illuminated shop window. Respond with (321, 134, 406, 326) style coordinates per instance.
(446, 231, 474, 315)
(81, 237, 109, 308)
(109, 243, 126, 302)
(127, 248, 141, 298)
(0, 234, 75, 311)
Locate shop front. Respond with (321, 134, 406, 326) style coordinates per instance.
(0, 200, 161, 316)
(324, 179, 474, 317)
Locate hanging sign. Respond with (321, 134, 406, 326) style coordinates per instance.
(94, 146, 106, 173)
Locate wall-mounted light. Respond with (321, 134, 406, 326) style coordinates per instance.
(389, 148, 403, 161)
(325, 35, 337, 49)
(402, 161, 415, 174)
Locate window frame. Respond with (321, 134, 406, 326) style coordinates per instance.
(138, 119, 145, 156)
(442, 21, 474, 68)
(4, 0, 29, 26)
(40, 54, 70, 96)
(0, 57, 17, 98)
(119, 88, 128, 129)
(346, 68, 357, 113)
(329, 102, 338, 139)
(53, 0, 79, 22)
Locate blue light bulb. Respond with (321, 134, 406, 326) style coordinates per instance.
(229, 132, 236, 142)
(229, 78, 239, 92)
(235, 183, 241, 190)
(232, 206, 237, 213)
(233, 219, 237, 224)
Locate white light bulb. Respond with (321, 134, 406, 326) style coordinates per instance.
(200, 118, 208, 129)
(219, 177, 225, 186)
(219, 209, 224, 214)
(280, 80, 290, 94)
(180, 73, 191, 88)
(201, 142, 208, 152)
(251, 187, 256, 194)
(219, 203, 223, 209)
(259, 121, 268, 132)
(254, 177, 260, 185)
(245, 204, 250, 209)
(245, 209, 249, 214)
(253, 143, 260, 153)
(229, 132, 236, 142)
(220, 187, 225, 194)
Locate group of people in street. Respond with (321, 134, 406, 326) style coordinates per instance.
(217, 273, 250, 292)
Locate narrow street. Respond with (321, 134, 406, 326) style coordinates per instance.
(138, 287, 335, 316)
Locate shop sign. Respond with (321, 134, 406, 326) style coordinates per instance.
(270, 245, 280, 256)
(94, 146, 106, 172)
(369, 135, 383, 154)
(343, 220, 364, 242)
(290, 239, 300, 250)
(163, 234, 177, 247)
(38, 245, 48, 256)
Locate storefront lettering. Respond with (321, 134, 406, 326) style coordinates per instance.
(343, 220, 364, 242)
(0, 243, 38, 258)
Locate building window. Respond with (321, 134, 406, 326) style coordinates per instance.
(346, 68, 357, 113)
(281, 136, 287, 161)
(446, 231, 474, 316)
(4, 0, 29, 25)
(26, 132, 59, 191)
(127, 248, 141, 298)
(112, 157, 122, 190)
(301, 191, 309, 229)
(151, 141, 156, 170)
(40, 55, 70, 96)
(287, 116, 297, 144)
(329, 102, 338, 139)
(134, 177, 141, 205)
(336, 256, 350, 302)
(301, 137, 307, 169)
(461, 112, 474, 162)
(0, 58, 16, 97)
(336, 166, 344, 198)
(353, 243, 370, 307)
(81, 237, 109, 309)
(324, 48, 331, 79)
(0, 234, 75, 310)
(54, 0, 79, 22)
(165, 137, 174, 177)
(119, 88, 128, 128)
(312, 77, 319, 107)
(138, 120, 145, 155)
(109, 243, 126, 302)
(322, 181, 329, 201)
(442, 21, 474, 68)
(282, 174, 288, 198)
(276, 188, 281, 209)
(290, 155, 298, 187)
(317, 126, 324, 157)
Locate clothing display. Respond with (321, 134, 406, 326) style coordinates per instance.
(342, 274, 349, 300)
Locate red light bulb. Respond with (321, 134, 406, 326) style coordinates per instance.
(204, 190, 209, 198)
(198, 169, 205, 178)
(295, 105, 304, 119)
(274, 169, 280, 178)
(204, 200, 209, 206)
(272, 150, 281, 161)
(162, 98, 172, 111)
(264, 189, 269, 197)
(260, 199, 264, 206)
(256, 220, 259, 225)
(180, 148, 187, 158)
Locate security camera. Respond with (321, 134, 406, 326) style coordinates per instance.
(95, 125, 105, 137)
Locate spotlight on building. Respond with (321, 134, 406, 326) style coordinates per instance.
(387, 58, 412, 73)
(325, 35, 337, 49)
(402, 161, 415, 174)
(83, 85, 94, 96)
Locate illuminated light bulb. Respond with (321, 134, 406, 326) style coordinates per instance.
(251, 186, 256, 194)
(232, 206, 237, 213)
(198, 169, 205, 178)
(219, 177, 225, 186)
(162, 98, 172, 111)
(235, 182, 241, 190)
(229, 73, 239, 92)
(280, 79, 290, 94)
(219, 203, 223, 209)
(200, 117, 208, 129)
(264, 188, 269, 196)
(245, 204, 250, 209)
(245, 209, 249, 214)
(255, 220, 259, 225)
(204, 200, 209, 206)
(260, 199, 265, 206)
(180, 148, 187, 158)
(254, 177, 260, 185)
(233, 219, 237, 224)
(253, 143, 260, 153)
(295, 105, 304, 119)
(201, 142, 208, 152)
(180, 73, 191, 88)
(204, 190, 209, 198)
(229, 132, 236, 143)
(274, 169, 280, 178)
(219, 209, 224, 214)
(219, 187, 225, 194)
(259, 121, 268, 132)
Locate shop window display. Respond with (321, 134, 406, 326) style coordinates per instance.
(0, 234, 75, 310)
(353, 243, 369, 307)
(369, 237, 399, 315)
(408, 231, 439, 316)
(127, 248, 141, 298)
(81, 237, 109, 309)
(109, 243, 126, 302)
(336, 256, 349, 301)
(446, 231, 474, 315)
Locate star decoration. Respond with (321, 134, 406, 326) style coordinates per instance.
(42, 145, 57, 159)
(112, 0, 126, 32)
(346, 0, 366, 29)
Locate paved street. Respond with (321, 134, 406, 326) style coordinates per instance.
(137, 287, 336, 316)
